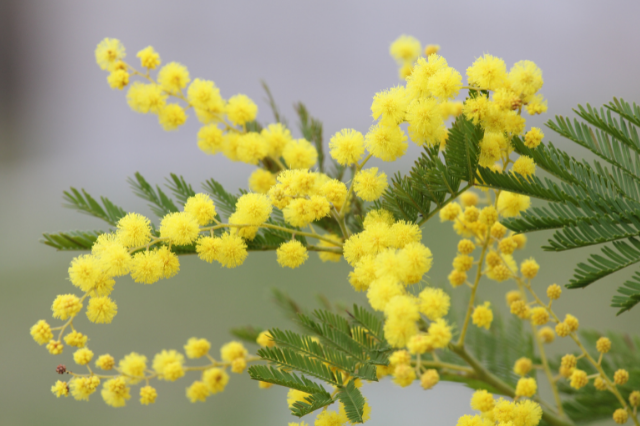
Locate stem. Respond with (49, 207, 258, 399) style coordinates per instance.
(201, 223, 342, 246)
(517, 282, 564, 416)
(457, 227, 491, 346)
(450, 344, 575, 426)
(339, 154, 372, 219)
(417, 183, 472, 227)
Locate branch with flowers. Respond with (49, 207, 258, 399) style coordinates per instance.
(29, 35, 640, 426)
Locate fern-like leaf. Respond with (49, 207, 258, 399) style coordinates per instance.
(63, 188, 127, 226)
(257, 346, 342, 386)
(247, 365, 330, 395)
(128, 172, 179, 218)
(41, 230, 103, 251)
(611, 272, 640, 314)
(290, 393, 335, 418)
(336, 380, 366, 424)
(165, 173, 196, 206)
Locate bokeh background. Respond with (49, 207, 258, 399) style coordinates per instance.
(2, 1, 640, 425)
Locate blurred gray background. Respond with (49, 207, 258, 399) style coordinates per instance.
(2, 1, 640, 425)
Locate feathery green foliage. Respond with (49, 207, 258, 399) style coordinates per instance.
(165, 173, 196, 206)
(128, 172, 180, 218)
(229, 326, 263, 344)
(295, 102, 324, 172)
(63, 188, 127, 226)
(479, 98, 640, 314)
(374, 113, 481, 224)
(41, 230, 103, 251)
(336, 380, 366, 423)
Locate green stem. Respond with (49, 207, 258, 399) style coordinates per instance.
(339, 154, 372, 219)
(417, 183, 472, 227)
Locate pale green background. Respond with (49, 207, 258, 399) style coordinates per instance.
(1, 1, 640, 425)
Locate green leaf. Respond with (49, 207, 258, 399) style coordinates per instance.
(612, 272, 640, 314)
(290, 393, 335, 418)
(271, 288, 304, 321)
(269, 328, 358, 373)
(165, 173, 196, 206)
(299, 312, 367, 363)
(347, 304, 384, 342)
(63, 188, 127, 226)
(229, 326, 263, 344)
(41, 230, 103, 251)
(260, 80, 288, 127)
(294, 102, 324, 172)
(247, 365, 330, 396)
(201, 178, 238, 221)
(336, 380, 366, 424)
(257, 346, 342, 387)
(128, 172, 179, 218)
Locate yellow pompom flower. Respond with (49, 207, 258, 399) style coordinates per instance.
(51, 381, 69, 398)
(440, 202, 462, 221)
(329, 128, 366, 166)
(107, 69, 129, 90)
(365, 123, 408, 161)
(526, 95, 548, 115)
(203, 368, 229, 394)
(514, 357, 533, 376)
(406, 98, 446, 147)
(371, 86, 408, 125)
(126, 82, 167, 114)
(472, 302, 493, 329)
(217, 232, 248, 268)
(539, 326, 555, 343)
(137, 46, 160, 69)
(614, 369, 629, 385)
(197, 124, 225, 155)
(157, 62, 190, 94)
(187, 381, 210, 403)
(428, 318, 452, 348)
(547, 283, 562, 300)
(367, 276, 403, 311)
(234, 193, 272, 225)
(460, 192, 479, 207)
(69, 376, 100, 401)
(530, 307, 549, 326)
(448, 270, 467, 287)
(283, 199, 315, 228)
(463, 94, 491, 125)
(466, 54, 507, 90)
(393, 363, 416, 387)
(283, 138, 318, 169)
(570, 369, 588, 389)
(196, 236, 222, 263)
(261, 123, 292, 158)
(47, 340, 64, 355)
(256, 331, 275, 348)
(425, 44, 440, 56)
(187, 79, 225, 122)
(152, 349, 185, 379)
(226, 94, 258, 126)
(231, 357, 246, 373)
(116, 213, 152, 248)
(30, 320, 53, 345)
(64, 331, 88, 348)
(520, 258, 540, 279)
(140, 386, 157, 405)
(453, 254, 473, 272)
(418, 287, 450, 320)
(96, 354, 115, 370)
(406, 54, 449, 99)
(478, 132, 504, 167)
(512, 156, 536, 177)
(237, 132, 269, 165)
(184, 337, 211, 359)
(101, 377, 131, 407)
(389, 35, 421, 63)
(363, 209, 395, 228)
(508, 60, 543, 98)
(596, 337, 612, 353)
(158, 104, 187, 131)
(407, 334, 434, 354)
(421, 369, 440, 390)
(277, 240, 308, 269)
(130, 250, 163, 284)
(119, 352, 147, 383)
(320, 179, 348, 207)
(498, 191, 530, 217)
(221, 341, 248, 362)
(390, 221, 422, 249)
(524, 127, 544, 149)
(316, 410, 349, 426)
(427, 67, 462, 100)
(354, 168, 388, 201)
(184, 193, 217, 226)
(160, 212, 200, 245)
(515, 377, 537, 397)
(52, 294, 82, 320)
(95, 38, 125, 71)
(564, 314, 579, 332)
(287, 388, 310, 408)
(399, 63, 413, 80)
(68, 254, 100, 292)
(86, 296, 117, 324)
(470, 389, 495, 412)
(93, 234, 132, 277)
(249, 169, 276, 194)
(613, 409, 629, 425)
(458, 239, 475, 255)
(630, 390, 640, 407)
